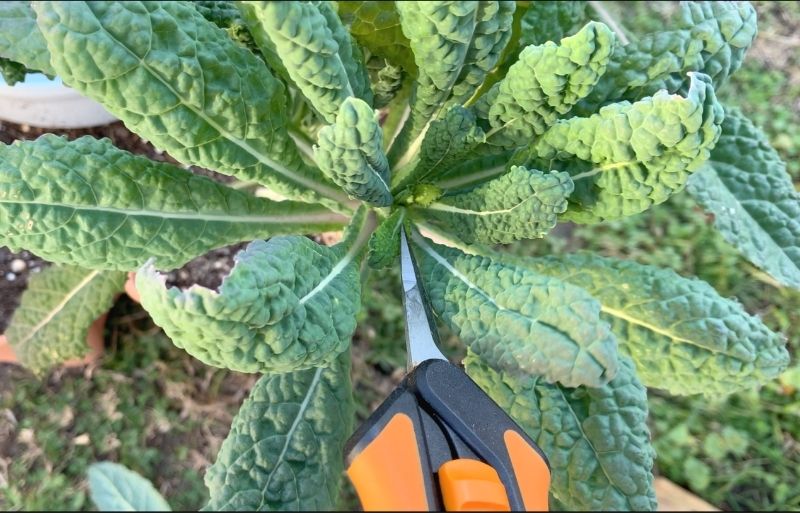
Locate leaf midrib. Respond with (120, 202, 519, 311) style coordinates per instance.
(1, 198, 345, 225)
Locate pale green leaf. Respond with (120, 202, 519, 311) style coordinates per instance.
(316, 0, 373, 105)
(314, 97, 392, 206)
(465, 353, 657, 511)
(33, 1, 349, 208)
(239, 1, 370, 123)
(0, 1, 54, 75)
(0, 136, 346, 271)
(412, 232, 618, 387)
(534, 72, 723, 223)
(519, 1, 586, 47)
(518, 252, 790, 395)
(136, 212, 371, 374)
(687, 108, 800, 289)
(335, 1, 417, 75)
(576, 1, 757, 115)
(88, 462, 171, 512)
(478, 21, 615, 148)
(367, 208, 405, 269)
(448, 1, 516, 105)
(418, 165, 573, 244)
(6, 265, 125, 375)
(204, 352, 354, 511)
(389, 1, 513, 167)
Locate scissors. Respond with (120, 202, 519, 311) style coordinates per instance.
(344, 229, 551, 511)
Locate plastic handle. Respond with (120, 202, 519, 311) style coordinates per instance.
(504, 430, 550, 511)
(346, 413, 431, 511)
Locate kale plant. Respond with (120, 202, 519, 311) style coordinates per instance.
(1, 1, 797, 510)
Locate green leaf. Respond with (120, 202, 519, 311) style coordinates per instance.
(193, 1, 257, 52)
(448, 1, 516, 106)
(534, 72, 723, 223)
(392, 105, 486, 191)
(576, 1, 757, 115)
(0, 57, 27, 86)
(136, 212, 371, 373)
(0, 135, 346, 271)
(317, 0, 373, 105)
(368, 58, 405, 109)
(477, 21, 615, 148)
(314, 97, 393, 206)
(411, 232, 618, 388)
(239, 1, 371, 123)
(519, 1, 586, 47)
(335, 1, 417, 75)
(6, 265, 125, 375)
(87, 462, 171, 512)
(687, 108, 800, 289)
(0, 1, 54, 76)
(418, 165, 573, 244)
(431, 150, 516, 191)
(465, 353, 657, 511)
(204, 352, 354, 511)
(367, 209, 405, 269)
(33, 1, 349, 208)
(518, 252, 790, 395)
(389, 1, 513, 167)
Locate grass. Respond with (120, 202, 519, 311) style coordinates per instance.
(2, 2, 800, 511)
(0, 299, 257, 511)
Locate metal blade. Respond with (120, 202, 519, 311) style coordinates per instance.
(400, 230, 448, 369)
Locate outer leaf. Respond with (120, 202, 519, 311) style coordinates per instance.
(0, 1, 54, 75)
(0, 136, 345, 271)
(518, 253, 790, 395)
(465, 353, 657, 511)
(314, 98, 392, 206)
(412, 232, 618, 387)
(479, 21, 615, 148)
(33, 1, 348, 208)
(136, 212, 371, 373)
(367, 209, 405, 269)
(6, 265, 125, 375)
(389, 1, 512, 166)
(431, 150, 515, 191)
(204, 352, 354, 511)
(576, 1, 757, 115)
(335, 1, 417, 75)
(239, 1, 370, 123)
(519, 0, 586, 47)
(534, 72, 723, 223)
(419, 165, 573, 244)
(88, 462, 171, 512)
(392, 105, 486, 191)
(687, 108, 800, 289)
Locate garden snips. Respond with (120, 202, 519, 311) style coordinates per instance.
(344, 230, 551, 511)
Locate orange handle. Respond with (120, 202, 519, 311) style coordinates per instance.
(346, 413, 431, 511)
(504, 430, 551, 511)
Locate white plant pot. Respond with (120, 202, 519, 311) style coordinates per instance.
(0, 73, 117, 128)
